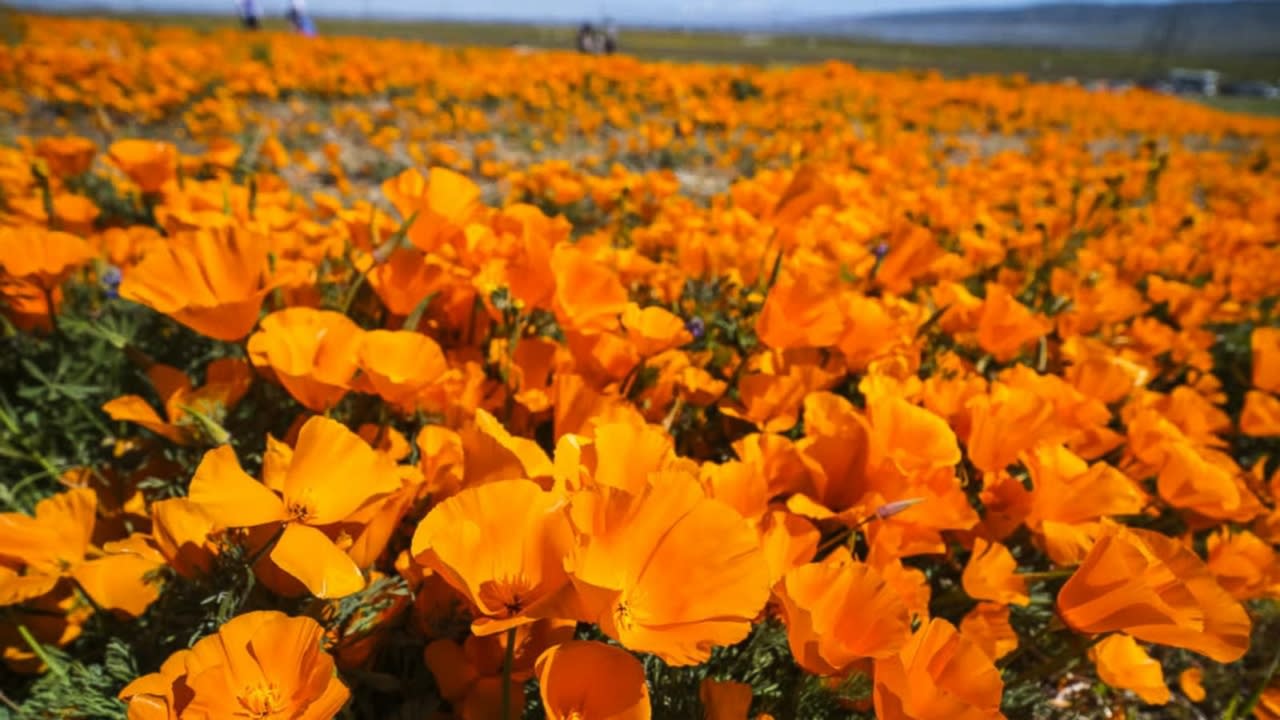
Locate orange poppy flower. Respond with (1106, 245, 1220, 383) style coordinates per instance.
(102, 358, 251, 445)
(776, 548, 912, 675)
(425, 620, 573, 720)
(865, 391, 961, 477)
(411, 479, 573, 635)
(552, 371, 646, 439)
(1241, 390, 1280, 436)
(722, 370, 808, 433)
(247, 308, 364, 411)
(149, 497, 217, 579)
(578, 418, 680, 495)
(336, 459, 425, 574)
(699, 678, 753, 720)
(116, 641, 190, 719)
(787, 393, 873, 519)
(458, 409, 555, 488)
(976, 284, 1051, 362)
(120, 229, 281, 341)
(70, 533, 165, 618)
(1022, 444, 1146, 562)
(503, 336, 562, 414)
(961, 538, 1029, 606)
(424, 637, 523, 720)
(356, 329, 449, 410)
(959, 602, 1018, 661)
(494, 203, 569, 311)
(550, 245, 629, 334)
(119, 610, 350, 719)
(0, 227, 94, 290)
(768, 164, 839, 228)
(49, 193, 100, 236)
(416, 424, 466, 499)
(734, 432, 811, 499)
(1254, 327, 1280, 394)
(875, 226, 945, 295)
(620, 303, 692, 358)
(1057, 521, 1251, 662)
(0, 488, 96, 605)
(536, 641, 651, 720)
(700, 459, 770, 524)
(752, 509, 814, 589)
(366, 247, 445, 316)
(1088, 633, 1170, 705)
(1062, 338, 1148, 405)
(1155, 442, 1263, 522)
(964, 383, 1055, 473)
(1178, 667, 1206, 702)
(565, 328, 641, 386)
(0, 486, 160, 617)
(107, 139, 177, 194)
(564, 473, 769, 665)
(836, 294, 915, 371)
(1260, 682, 1280, 720)
(0, 275, 57, 332)
(34, 135, 97, 178)
(755, 272, 845, 351)
(873, 618, 1006, 720)
(1205, 528, 1280, 601)
(382, 166, 484, 253)
(188, 416, 400, 598)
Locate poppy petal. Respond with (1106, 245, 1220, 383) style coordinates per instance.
(188, 445, 287, 528)
(270, 523, 366, 599)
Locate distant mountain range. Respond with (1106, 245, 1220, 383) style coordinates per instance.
(802, 1, 1280, 55)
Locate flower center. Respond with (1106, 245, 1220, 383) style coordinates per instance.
(285, 490, 316, 523)
(238, 682, 284, 719)
(614, 600, 635, 632)
(477, 578, 531, 618)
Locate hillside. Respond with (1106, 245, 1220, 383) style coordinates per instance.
(803, 1, 1280, 56)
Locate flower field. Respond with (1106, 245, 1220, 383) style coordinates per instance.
(3, 12, 1280, 720)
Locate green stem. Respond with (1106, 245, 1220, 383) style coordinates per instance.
(619, 358, 645, 399)
(500, 626, 517, 719)
(815, 528, 854, 559)
(1017, 569, 1076, 582)
(338, 269, 368, 316)
(814, 505, 901, 558)
(42, 286, 60, 335)
(17, 624, 65, 679)
(1232, 637, 1280, 720)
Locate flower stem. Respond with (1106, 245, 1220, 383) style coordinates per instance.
(1016, 569, 1075, 582)
(501, 625, 517, 719)
(1231, 638, 1280, 720)
(17, 624, 65, 679)
(42, 286, 60, 335)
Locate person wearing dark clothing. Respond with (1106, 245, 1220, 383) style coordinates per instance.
(287, 0, 317, 36)
(236, 0, 262, 30)
(577, 23, 596, 54)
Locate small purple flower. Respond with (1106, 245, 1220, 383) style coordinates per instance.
(873, 241, 890, 260)
(685, 316, 705, 341)
(101, 265, 122, 299)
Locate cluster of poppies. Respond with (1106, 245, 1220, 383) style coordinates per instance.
(3, 12, 1280, 720)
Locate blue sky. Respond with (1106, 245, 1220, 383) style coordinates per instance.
(21, 0, 1187, 25)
